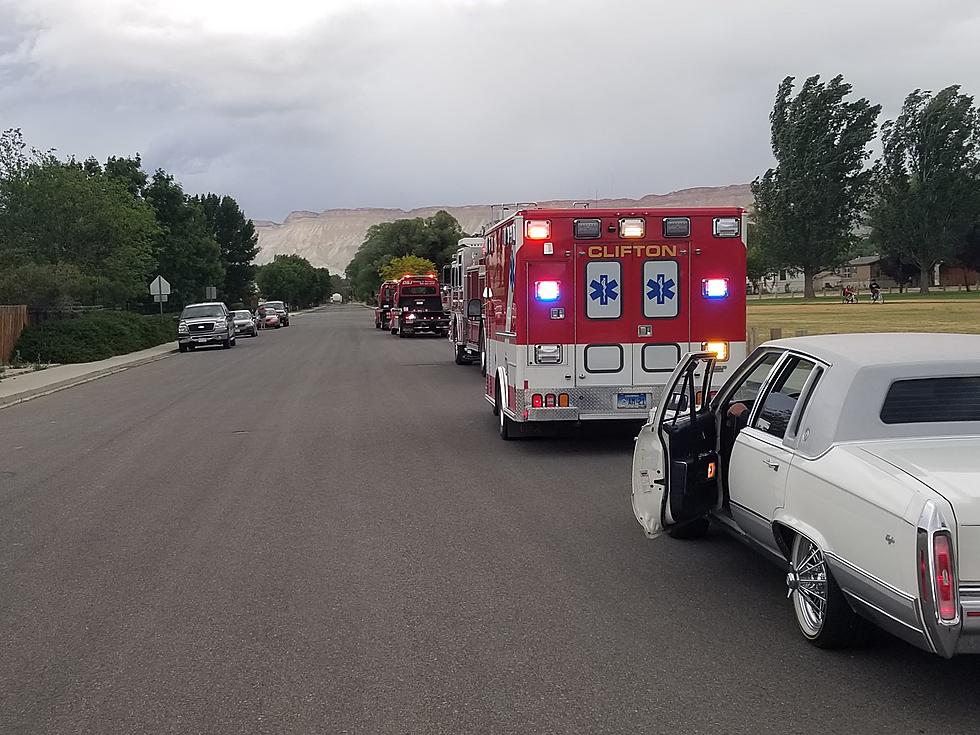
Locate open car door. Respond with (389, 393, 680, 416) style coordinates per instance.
(632, 352, 720, 538)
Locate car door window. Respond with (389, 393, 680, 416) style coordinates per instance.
(725, 351, 782, 413)
(753, 357, 817, 440)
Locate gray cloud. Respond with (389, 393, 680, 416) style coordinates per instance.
(2, 0, 978, 221)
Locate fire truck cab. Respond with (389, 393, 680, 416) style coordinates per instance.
(374, 280, 397, 329)
(447, 237, 486, 366)
(390, 275, 449, 338)
(483, 207, 747, 439)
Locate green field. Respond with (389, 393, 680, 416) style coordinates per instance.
(747, 297, 980, 338)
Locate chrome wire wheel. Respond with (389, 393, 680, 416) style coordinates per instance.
(791, 535, 829, 638)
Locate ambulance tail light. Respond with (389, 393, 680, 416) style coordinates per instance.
(535, 281, 561, 302)
(713, 217, 741, 238)
(701, 341, 729, 362)
(933, 531, 958, 623)
(558, 393, 570, 407)
(702, 278, 730, 299)
(619, 218, 645, 239)
(525, 220, 551, 240)
(545, 394, 556, 408)
(534, 344, 562, 364)
(532, 394, 543, 408)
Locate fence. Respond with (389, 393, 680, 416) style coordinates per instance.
(1, 305, 29, 364)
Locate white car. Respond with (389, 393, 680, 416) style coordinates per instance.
(631, 333, 980, 657)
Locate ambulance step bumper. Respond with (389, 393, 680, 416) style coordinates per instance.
(518, 385, 665, 423)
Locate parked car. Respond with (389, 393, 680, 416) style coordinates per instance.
(263, 310, 281, 329)
(262, 300, 289, 326)
(231, 310, 258, 337)
(177, 302, 235, 352)
(631, 333, 980, 658)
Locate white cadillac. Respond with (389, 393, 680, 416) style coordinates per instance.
(631, 333, 980, 657)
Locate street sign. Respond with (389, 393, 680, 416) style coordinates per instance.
(149, 276, 171, 297)
(205, 286, 217, 300)
(153, 294, 169, 303)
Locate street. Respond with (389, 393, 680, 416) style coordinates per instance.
(1, 305, 978, 735)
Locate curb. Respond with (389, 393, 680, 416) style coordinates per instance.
(0, 347, 177, 411)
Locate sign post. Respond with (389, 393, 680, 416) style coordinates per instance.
(149, 276, 172, 315)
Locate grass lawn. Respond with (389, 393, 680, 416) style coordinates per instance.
(750, 289, 980, 306)
(747, 298, 980, 338)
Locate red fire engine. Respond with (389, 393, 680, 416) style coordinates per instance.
(482, 207, 747, 439)
(447, 237, 485, 365)
(374, 280, 398, 330)
(389, 274, 450, 338)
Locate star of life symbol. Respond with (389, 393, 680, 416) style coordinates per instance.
(646, 273, 676, 304)
(589, 274, 619, 305)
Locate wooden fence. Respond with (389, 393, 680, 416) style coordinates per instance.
(1, 305, 29, 364)
(747, 327, 809, 352)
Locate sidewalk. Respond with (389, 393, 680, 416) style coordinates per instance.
(0, 341, 177, 409)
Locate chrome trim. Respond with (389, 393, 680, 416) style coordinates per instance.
(496, 331, 517, 338)
(916, 500, 961, 658)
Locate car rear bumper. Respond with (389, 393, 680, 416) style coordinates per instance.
(503, 385, 665, 422)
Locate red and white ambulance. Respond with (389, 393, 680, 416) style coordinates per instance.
(482, 207, 747, 438)
(447, 237, 486, 365)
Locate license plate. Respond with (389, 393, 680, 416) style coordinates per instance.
(617, 393, 648, 410)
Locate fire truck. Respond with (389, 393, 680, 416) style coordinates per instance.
(482, 207, 747, 439)
(446, 237, 485, 366)
(374, 280, 398, 329)
(389, 274, 450, 338)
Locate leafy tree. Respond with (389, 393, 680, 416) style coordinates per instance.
(752, 75, 880, 298)
(144, 170, 224, 305)
(876, 254, 919, 293)
(870, 86, 980, 293)
(256, 254, 331, 309)
(346, 211, 465, 301)
(196, 193, 260, 304)
(379, 255, 438, 281)
(104, 155, 148, 198)
(0, 154, 158, 306)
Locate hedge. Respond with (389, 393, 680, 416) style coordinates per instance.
(14, 311, 176, 364)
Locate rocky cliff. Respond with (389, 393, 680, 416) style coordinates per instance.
(254, 184, 754, 273)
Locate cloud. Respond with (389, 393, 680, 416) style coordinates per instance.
(1, 0, 979, 220)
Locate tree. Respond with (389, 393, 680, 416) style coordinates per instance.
(256, 254, 330, 309)
(0, 154, 158, 306)
(346, 211, 466, 301)
(145, 170, 224, 305)
(104, 155, 148, 198)
(196, 193, 260, 304)
(870, 87, 980, 293)
(380, 255, 438, 281)
(752, 75, 880, 298)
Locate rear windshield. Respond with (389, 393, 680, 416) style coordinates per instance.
(264, 302, 284, 310)
(400, 295, 443, 311)
(181, 305, 224, 319)
(880, 377, 980, 424)
(401, 286, 437, 296)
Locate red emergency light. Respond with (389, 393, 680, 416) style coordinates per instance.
(535, 280, 561, 302)
(702, 278, 730, 299)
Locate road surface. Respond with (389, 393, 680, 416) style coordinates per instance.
(1, 305, 977, 734)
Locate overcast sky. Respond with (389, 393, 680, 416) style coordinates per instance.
(2, 0, 978, 221)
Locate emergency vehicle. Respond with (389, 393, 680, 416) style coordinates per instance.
(447, 237, 486, 365)
(482, 207, 747, 439)
(374, 280, 398, 329)
(389, 274, 450, 338)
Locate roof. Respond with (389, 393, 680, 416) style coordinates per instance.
(848, 255, 881, 266)
(761, 333, 980, 457)
(485, 207, 744, 232)
(767, 333, 980, 368)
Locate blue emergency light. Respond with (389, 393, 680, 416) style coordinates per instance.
(702, 278, 729, 299)
(535, 280, 561, 302)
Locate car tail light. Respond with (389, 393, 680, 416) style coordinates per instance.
(619, 218, 645, 239)
(525, 220, 550, 240)
(545, 394, 556, 407)
(531, 394, 543, 408)
(558, 393, 569, 407)
(702, 278, 730, 299)
(934, 532, 957, 622)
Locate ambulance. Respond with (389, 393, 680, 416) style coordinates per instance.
(446, 237, 486, 366)
(374, 280, 398, 329)
(482, 207, 747, 439)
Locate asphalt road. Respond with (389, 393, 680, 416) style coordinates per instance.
(1, 304, 978, 735)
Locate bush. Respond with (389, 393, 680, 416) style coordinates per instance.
(14, 311, 176, 364)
